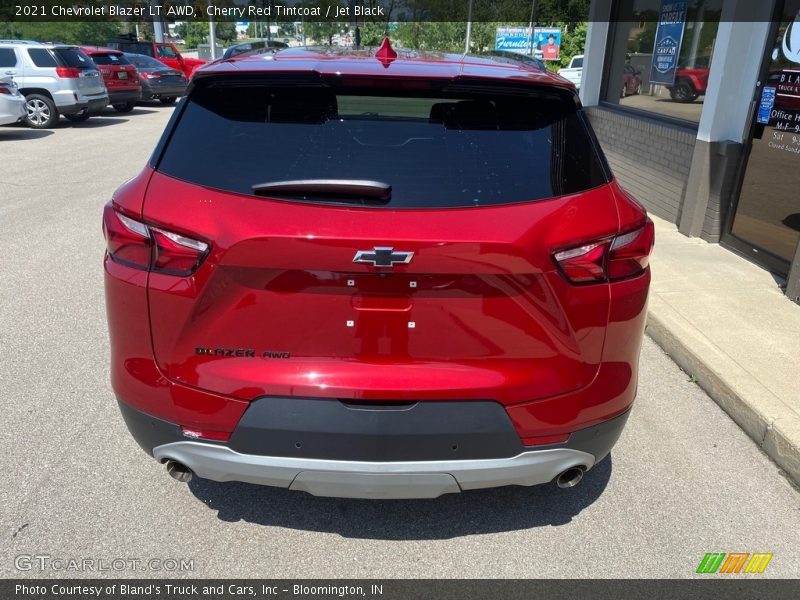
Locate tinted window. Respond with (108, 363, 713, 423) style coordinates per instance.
(118, 42, 154, 57)
(28, 48, 58, 68)
(52, 48, 94, 69)
(572, 57, 583, 68)
(157, 45, 177, 58)
(123, 53, 167, 70)
(90, 52, 130, 66)
(0, 48, 17, 68)
(157, 81, 608, 208)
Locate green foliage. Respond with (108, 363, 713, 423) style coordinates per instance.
(0, 21, 121, 45)
(215, 22, 237, 43)
(556, 20, 587, 68)
(301, 0, 344, 45)
(359, 23, 391, 47)
(176, 22, 208, 49)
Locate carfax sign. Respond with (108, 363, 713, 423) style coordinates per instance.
(650, 0, 688, 86)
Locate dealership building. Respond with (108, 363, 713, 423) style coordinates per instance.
(576, 0, 800, 303)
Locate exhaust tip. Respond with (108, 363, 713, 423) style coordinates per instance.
(556, 466, 585, 489)
(165, 460, 193, 483)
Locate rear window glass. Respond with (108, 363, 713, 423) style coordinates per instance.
(124, 53, 166, 70)
(157, 81, 609, 208)
(0, 48, 17, 68)
(572, 57, 583, 68)
(27, 48, 58, 68)
(52, 48, 94, 69)
(90, 53, 130, 66)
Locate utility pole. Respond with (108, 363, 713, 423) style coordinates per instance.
(209, 16, 217, 60)
(528, 0, 537, 56)
(151, 0, 165, 43)
(464, 0, 474, 54)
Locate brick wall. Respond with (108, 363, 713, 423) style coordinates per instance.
(586, 106, 697, 224)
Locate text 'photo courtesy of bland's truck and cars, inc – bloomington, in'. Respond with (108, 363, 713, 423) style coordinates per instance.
(1, 0, 800, 598)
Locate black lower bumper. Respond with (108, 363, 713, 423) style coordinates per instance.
(108, 90, 141, 105)
(118, 398, 630, 464)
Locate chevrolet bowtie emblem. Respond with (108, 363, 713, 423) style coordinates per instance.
(352, 246, 414, 268)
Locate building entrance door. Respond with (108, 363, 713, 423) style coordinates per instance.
(724, 0, 800, 276)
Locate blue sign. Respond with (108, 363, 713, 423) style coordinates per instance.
(495, 27, 561, 59)
(758, 86, 777, 124)
(650, 1, 688, 86)
(495, 27, 533, 54)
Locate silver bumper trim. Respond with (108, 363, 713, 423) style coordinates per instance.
(153, 441, 596, 499)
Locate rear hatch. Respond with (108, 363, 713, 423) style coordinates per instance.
(52, 47, 105, 95)
(142, 73, 618, 405)
(87, 51, 138, 91)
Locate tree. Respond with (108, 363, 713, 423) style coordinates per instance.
(215, 22, 237, 43)
(176, 22, 208, 49)
(0, 22, 121, 45)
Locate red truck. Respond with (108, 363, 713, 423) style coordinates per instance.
(105, 36, 205, 79)
(667, 65, 710, 103)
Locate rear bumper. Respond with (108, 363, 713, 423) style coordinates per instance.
(108, 89, 141, 104)
(118, 399, 630, 499)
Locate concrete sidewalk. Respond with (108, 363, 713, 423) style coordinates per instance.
(646, 215, 800, 486)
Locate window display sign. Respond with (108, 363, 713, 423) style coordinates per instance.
(758, 86, 777, 124)
(650, 1, 688, 85)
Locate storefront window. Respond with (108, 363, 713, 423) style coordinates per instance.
(604, 0, 723, 124)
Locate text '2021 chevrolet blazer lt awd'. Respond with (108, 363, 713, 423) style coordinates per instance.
(104, 41, 654, 499)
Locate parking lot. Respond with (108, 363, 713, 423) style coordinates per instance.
(2, 107, 799, 579)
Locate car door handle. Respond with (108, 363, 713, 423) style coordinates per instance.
(3, 70, 15, 75)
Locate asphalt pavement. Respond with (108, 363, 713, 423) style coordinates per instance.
(1, 107, 799, 579)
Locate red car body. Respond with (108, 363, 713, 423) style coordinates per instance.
(104, 45, 653, 499)
(80, 46, 141, 111)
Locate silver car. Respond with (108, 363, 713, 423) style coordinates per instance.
(0, 40, 109, 128)
(0, 74, 26, 126)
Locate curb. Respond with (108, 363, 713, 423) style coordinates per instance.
(646, 296, 800, 487)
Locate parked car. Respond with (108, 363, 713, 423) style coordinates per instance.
(558, 54, 583, 89)
(80, 46, 141, 113)
(221, 40, 289, 61)
(0, 40, 108, 128)
(482, 50, 546, 71)
(667, 62, 710, 103)
(123, 53, 187, 104)
(105, 36, 205, 78)
(621, 64, 643, 98)
(0, 74, 26, 126)
(104, 41, 654, 500)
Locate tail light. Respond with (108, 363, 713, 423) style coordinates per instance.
(0, 83, 12, 95)
(103, 204, 209, 276)
(56, 67, 81, 78)
(553, 219, 654, 284)
(141, 72, 160, 79)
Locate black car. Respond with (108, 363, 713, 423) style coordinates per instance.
(221, 40, 289, 61)
(122, 52, 187, 104)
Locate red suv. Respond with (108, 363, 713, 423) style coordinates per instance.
(80, 47, 141, 113)
(104, 43, 653, 499)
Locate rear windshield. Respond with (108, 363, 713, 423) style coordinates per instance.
(156, 80, 609, 208)
(89, 52, 131, 66)
(124, 53, 167, 70)
(52, 48, 94, 69)
(571, 57, 583, 68)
